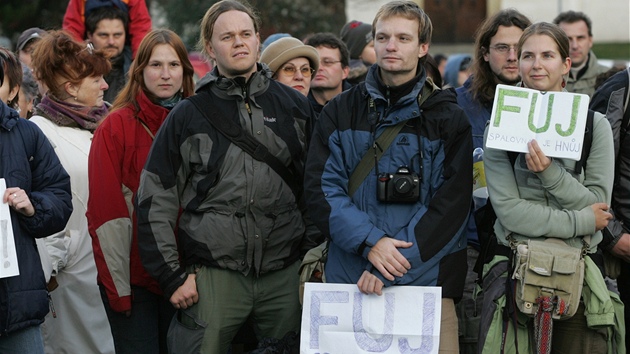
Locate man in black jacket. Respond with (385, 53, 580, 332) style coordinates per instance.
(136, 1, 317, 353)
(591, 67, 630, 352)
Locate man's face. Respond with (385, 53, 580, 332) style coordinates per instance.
(373, 16, 428, 86)
(558, 20, 592, 67)
(206, 10, 260, 79)
(310, 46, 348, 92)
(483, 25, 523, 85)
(87, 18, 126, 58)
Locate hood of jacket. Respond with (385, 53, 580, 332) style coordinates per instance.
(0, 100, 19, 131)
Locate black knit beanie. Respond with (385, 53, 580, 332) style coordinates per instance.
(340, 20, 373, 60)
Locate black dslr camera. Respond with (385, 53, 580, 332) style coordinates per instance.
(377, 166, 420, 203)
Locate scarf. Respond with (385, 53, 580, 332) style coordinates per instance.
(157, 92, 182, 110)
(34, 94, 108, 132)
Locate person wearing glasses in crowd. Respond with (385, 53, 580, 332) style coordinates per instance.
(260, 36, 319, 97)
(29, 30, 116, 354)
(453, 10, 531, 352)
(0, 47, 72, 354)
(304, 33, 351, 113)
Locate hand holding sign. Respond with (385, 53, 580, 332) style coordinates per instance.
(0, 179, 20, 278)
(486, 85, 590, 160)
(525, 140, 552, 172)
(301, 283, 442, 354)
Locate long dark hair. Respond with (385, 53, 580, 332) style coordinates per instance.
(470, 9, 531, 104)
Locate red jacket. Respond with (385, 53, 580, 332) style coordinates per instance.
(87, 91, 168, 313)
(62, 0, 151, 57)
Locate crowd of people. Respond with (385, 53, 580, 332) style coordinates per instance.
(0, 0, 628, 353)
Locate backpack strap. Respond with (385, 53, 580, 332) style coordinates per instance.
(574, 109, 594, 175)
(347, 82, 434, 197)
(187, 92, 303, 202)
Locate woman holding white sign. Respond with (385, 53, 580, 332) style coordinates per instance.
(0, 48, 73, 353)
(479, 22, 621, 354)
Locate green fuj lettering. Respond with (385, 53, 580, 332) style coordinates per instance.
(555, 95, 581, 136)
(493, 89, 528, 127)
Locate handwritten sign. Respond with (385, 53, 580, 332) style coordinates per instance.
(486, 85, 590, 160)
(0, 179, 19, 278)
(300, 283, 441, 354)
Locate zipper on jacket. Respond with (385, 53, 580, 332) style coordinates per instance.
(241, 81, 252, 116)
(48, 293, 57, 318)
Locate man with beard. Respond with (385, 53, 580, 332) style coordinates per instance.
(453, 9, 531, 353)
(86, 6, 132, 104)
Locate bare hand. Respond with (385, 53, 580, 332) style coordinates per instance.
(367, 237, 412, 281)
(357, 270, 384, 295)
(611, 233, 630, 263)
(525, 140, 552, 172)
(170, 274, 199, 310)
(4, 187, 34, 217)
(591, 203, 612, 231)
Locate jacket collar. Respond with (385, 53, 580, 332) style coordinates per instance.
(364, 59, 427, 109)
(195, 62, 271, 101)
(135, 90, 171, 133)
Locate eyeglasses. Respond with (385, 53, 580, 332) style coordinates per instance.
(320, 59, 341, 67)
(489, 44, 517, 54)
(82, 42, 95, 55)
(278, 65, 315, 77)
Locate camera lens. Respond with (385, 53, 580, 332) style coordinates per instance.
(394, 177, 413, 195)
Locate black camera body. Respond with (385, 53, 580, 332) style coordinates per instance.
(377, 166, 420, 203)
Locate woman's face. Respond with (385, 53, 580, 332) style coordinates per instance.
(143, 44, 184, 100)
(72, 75, 109, 107)
(274, 57, 313, 96)
(519, 34, 571, 92)
(0, 78, 18, 105)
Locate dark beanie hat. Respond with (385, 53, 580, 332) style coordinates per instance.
(340, 20, 373, 60)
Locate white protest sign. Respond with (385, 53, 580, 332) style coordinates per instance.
(486, 84, 590, 160)
(0, 179, 19, 278)
(301, 282, 441, 354)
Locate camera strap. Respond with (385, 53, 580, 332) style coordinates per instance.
(348, 81, 435, 197)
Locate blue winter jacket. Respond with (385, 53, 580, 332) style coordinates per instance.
(0, 102, 72, 335)
(305, 63, 472, 299)
(456, 77, 492, 247)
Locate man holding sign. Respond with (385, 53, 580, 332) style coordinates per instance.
(479, 22, 618, 353)
(305, 1, 472, 352)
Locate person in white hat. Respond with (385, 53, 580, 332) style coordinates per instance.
(260, 36, 319, 96)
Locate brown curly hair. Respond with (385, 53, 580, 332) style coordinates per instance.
(31, 30, 111, 100)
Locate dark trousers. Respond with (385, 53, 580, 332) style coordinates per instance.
(100, 284, 176, 354)
(618, 261, 630, 352)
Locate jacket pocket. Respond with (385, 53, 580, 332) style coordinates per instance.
(167, 309, 208, 354)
